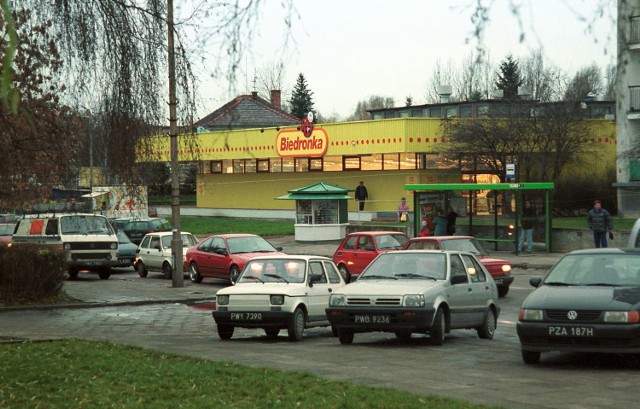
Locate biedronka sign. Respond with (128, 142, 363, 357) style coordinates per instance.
(275, 112, 328, 158)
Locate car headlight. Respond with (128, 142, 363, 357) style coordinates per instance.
(604, 311, 640, 323)
(64, 243, 71, 250)
(402, 294, 425, 307)
(217, 295, 229, 305)
(329, 294, 346, 307)
(519, 308, 543, 321)
(270, 295, 284, 305)
(502, 264, 511, 273)
(110, 243, 117, 250)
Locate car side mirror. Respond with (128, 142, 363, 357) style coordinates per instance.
(530, 277, 542, 288)
(215, 248, 228, 256)
(276, 246, 283, 252)
(451, 274, 468, 285)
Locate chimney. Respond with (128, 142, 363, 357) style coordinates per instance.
(270, 90, 281, 109)
(251, 91, 258, 99)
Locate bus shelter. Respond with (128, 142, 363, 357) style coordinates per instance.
(404, 182, 555, 252)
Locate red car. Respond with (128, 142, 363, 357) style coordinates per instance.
(403, 235, 513, 297)
(333, 231, 409, 281)
(185, 234, 284, 284)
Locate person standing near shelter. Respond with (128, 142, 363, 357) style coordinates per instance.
(587, 200, 613, 248)
(397, 197, 409, 222)
(446, 206, 458, 235)
(355, 181, 369, 211)
(433, 209, 448, 236)
(518, 200, 536, 254)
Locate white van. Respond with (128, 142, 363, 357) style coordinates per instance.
(629, 218, 640, 248)
(12, 213, 118, 279)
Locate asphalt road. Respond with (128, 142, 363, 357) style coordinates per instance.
(1, 267, 637, 409)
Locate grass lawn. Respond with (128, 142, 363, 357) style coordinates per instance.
(0, 340, 501, 409)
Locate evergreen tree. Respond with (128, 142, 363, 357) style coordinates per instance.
(289, 73, 315, 120)
(495, 55, 523, 99)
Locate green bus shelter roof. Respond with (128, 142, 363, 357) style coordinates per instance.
(405, 182, 554, 192)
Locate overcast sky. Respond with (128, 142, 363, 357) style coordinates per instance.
(190, 0, 616, 121)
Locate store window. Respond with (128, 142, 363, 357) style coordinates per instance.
(257, 159, 269, 173)
(323, 156, 342, 172)
(245, 159, 256, 173)
(399, 153, 417, 169)
(309, 158, 323, 171)
(295, 158, 309, 172)
(361, 154, 382, 171)
(383, 153, 399, 170)
(343, 156, 361, 171)
(210, 161, 223, 173)
(270, 158, 282, 173)
(282, 158, 294, 172)
(233, 160, 244, 173)
(223, 160, 233, 173)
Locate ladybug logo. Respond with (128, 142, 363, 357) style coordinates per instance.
(301, 112, 314, 138)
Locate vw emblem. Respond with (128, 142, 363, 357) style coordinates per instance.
(567, 310, 578, 320)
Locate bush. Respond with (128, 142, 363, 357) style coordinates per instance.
(0, 243, 66, 305)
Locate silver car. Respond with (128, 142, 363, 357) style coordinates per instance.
(326, 250, 500, 345)
(135, 232, 199, 279)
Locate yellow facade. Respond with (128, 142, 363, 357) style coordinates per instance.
(138, 118, 617, 212)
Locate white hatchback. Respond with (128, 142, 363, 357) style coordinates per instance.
(135, 232, 199, 279)
(212, 255, 347, 341)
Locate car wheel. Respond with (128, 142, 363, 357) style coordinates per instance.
(189, 262, 203, 283)
(229, 265, 240, 285)
(217, 324, 234, 340)
(331, 325, 338, 337)
(162, 262, 172, 280)
(522, 350, 541, 364)
(338, 264, 350, 283)
(136, 262, 148, 278)
(264, 328, 280, 339)
(98, 268, 111, 280)
(337, 328, 354, 345)
(498, 285, 510, 298)
(429, 308, 445, 346)
(68, 268, 79, 280)
(287, 307, 305, 342)
(395, 331, 412, 341)
(477, 308, 496, 340)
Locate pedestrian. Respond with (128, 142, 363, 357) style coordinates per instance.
(397, 197, 409, 222)
(355, 181, 368, 211)
(446, 206, 458, 235)
(587, 199, 613, 248)
(433, 209, 448, 236)
(418, 217, 430, 237)
(518, 200, 536, 254)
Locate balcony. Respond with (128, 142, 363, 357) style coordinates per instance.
(629, 86, 640, 119)
(630, 16, 640, 48)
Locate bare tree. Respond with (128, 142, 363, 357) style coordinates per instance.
(520, 50, 565, 102)
(603, 63, 616, 101)
(255, 60, 290, 110)
(564, 63, 603, 101)
(347, 95, 395, 121)
(426, 59, 457, 103)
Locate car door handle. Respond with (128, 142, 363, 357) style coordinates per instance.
(468, 288, 472, 292)
(328, 288, 332, 293)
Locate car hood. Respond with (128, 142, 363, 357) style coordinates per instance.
(217, 282, 307, 297)
(231, 251, 284, 263)
(338, 279, 440, 295)
(524, 286, 640, 310)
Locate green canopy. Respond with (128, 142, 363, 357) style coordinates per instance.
(276, 182, 353, 201)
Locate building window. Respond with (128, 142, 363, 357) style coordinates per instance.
(361, 154, 383, 171)
(477, 105, 489, 118)
(282, 158, 294, 172)
(343, 156, 361, 171)
(445, 106, 457, 118)
(383, 153, 399, 170)
(323, 156, 342, 171)
(297, 200, 339, 225)
(245, 159, 256, 173)
(399, 153, 417, 169)
(233, 160, 244, 173)
(295, 158, 309, 172)
(210, 161, 222, 173)
(257, 159, 269, 173)
(270, 158, 282, 173)
(309, 158, 323, 171)
(223, 159, 233, 173)
(460, 105, 472, 118)
(428, 107, 441, 118)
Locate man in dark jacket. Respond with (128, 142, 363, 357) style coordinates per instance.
(518, 200, 536, 254)
(587, 200, 613, 248)
(354, 181, 368, 211)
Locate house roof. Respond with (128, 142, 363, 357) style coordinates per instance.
(194, 93, 299, 130)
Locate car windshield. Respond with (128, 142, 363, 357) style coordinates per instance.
(60, 215, 112, 234)
(359, 252, 446, 280)
(238, 259, 306, 284)
(544, 253, 640, 287)
(0, 224, 15, 235)
(150, 219, 171, 230)
(374, 234, 408, 250)
(440, 238, 489, 256)
(227, 236, 277, 254)
(161, 234, 197, 248)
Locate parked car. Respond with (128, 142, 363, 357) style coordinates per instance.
(114, 230, 138, 268)
(628, 218, 640, 248)
(185, 234, 284, 284)
(332, 231, 409, 281)
(0, 222, 15, 245)
(326, 250, 500, 345)
(111, 217, 172, 245)
(517, 248, 640, 364)
(135, 231, 199, 279)
(212, 255, 347, 341)
(0, 214, 20, 224)
(403, 236, 513, 297)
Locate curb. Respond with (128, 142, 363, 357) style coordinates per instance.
(0, 296, 216, 313)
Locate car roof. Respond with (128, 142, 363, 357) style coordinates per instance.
(142, 231, 192, 238)
(348, 231, 408, 236)
(209, 233, 259, 239)
(408, 236, 475, 241)
(564, 248, 640, 256)
(247, 254, 330, 262)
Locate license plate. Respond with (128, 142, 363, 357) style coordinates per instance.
(354, 314, 390, 324)
(548, 326, 594, 337)
(84, 260, 103, 266)
(230, 312, 262, 321)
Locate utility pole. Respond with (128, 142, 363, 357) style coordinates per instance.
(167, 0, 184, 287)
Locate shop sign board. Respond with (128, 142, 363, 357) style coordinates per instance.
(276, 128, 328, 158)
